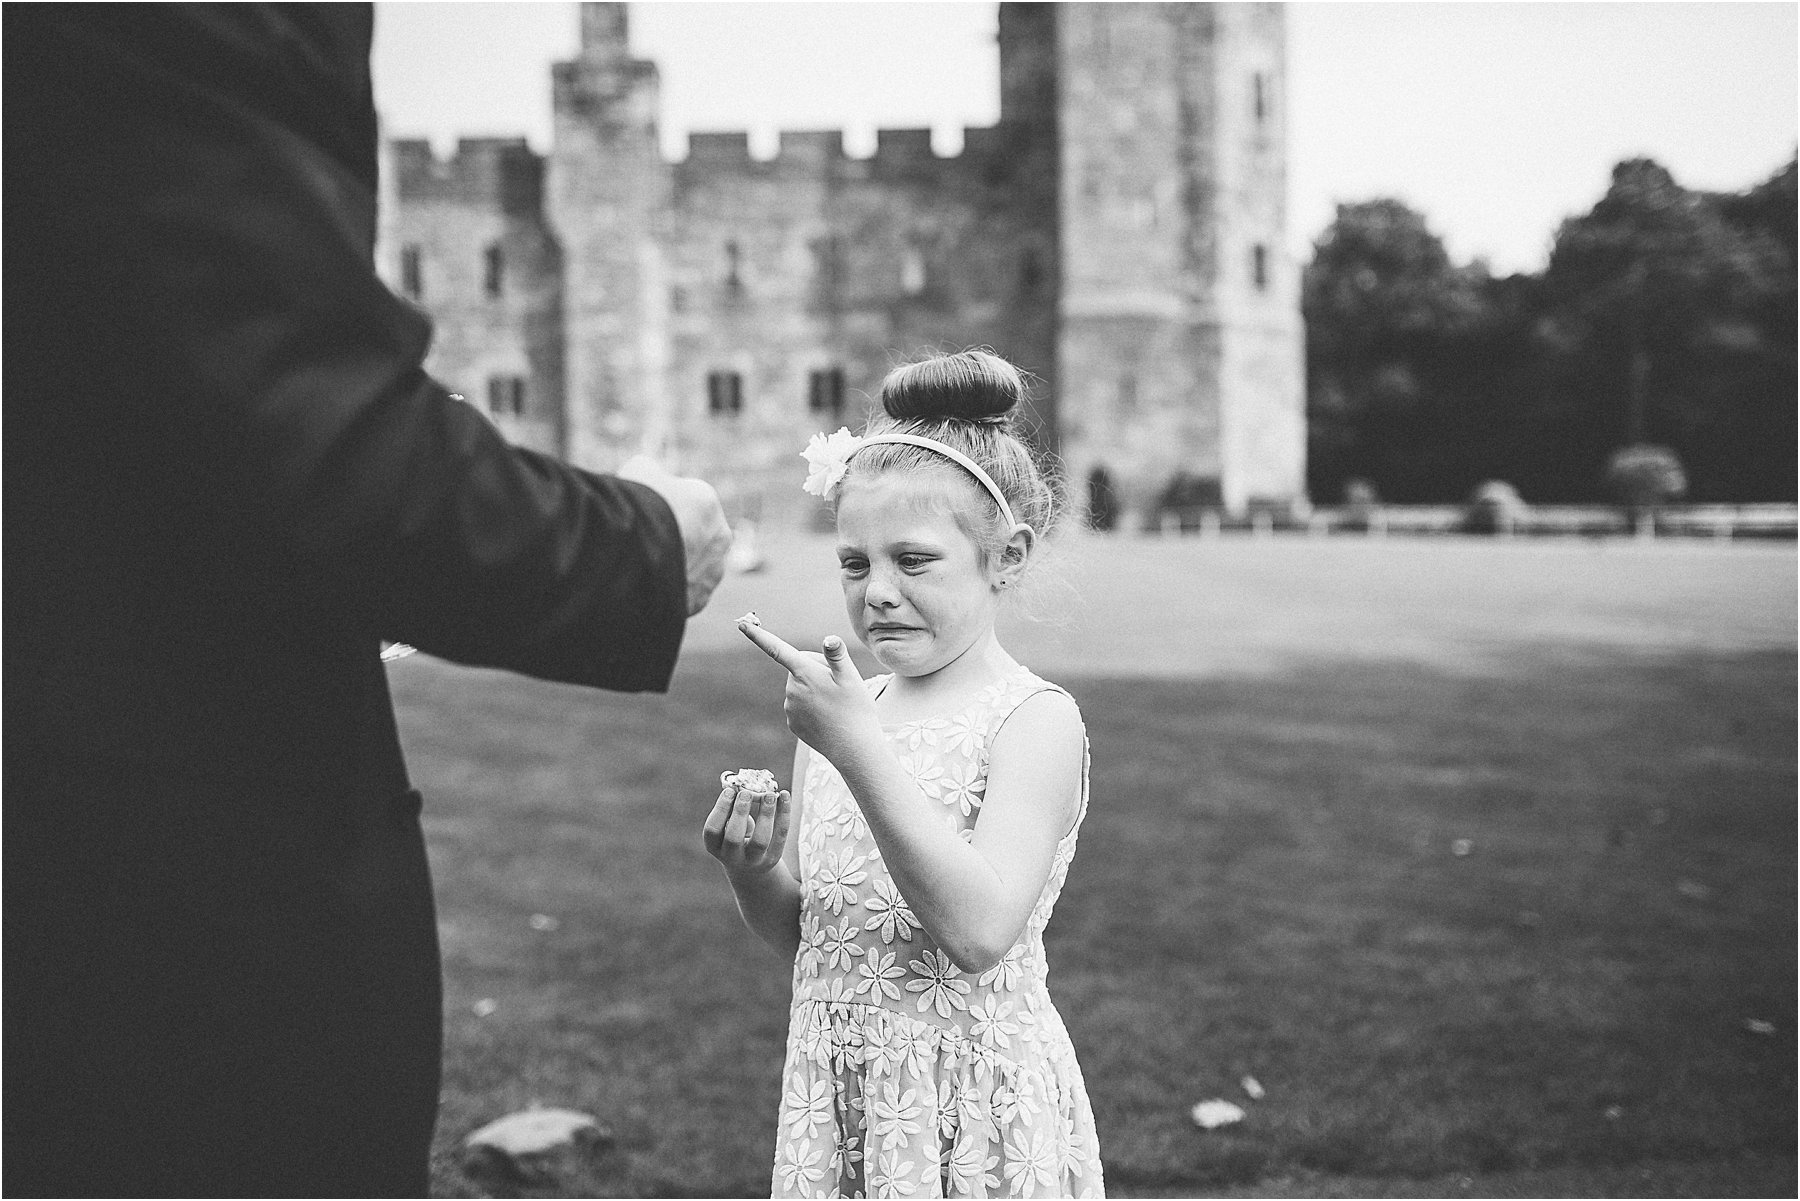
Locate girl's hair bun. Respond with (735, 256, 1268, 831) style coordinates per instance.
(880, 349, 1023, 424)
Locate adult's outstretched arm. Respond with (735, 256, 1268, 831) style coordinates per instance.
(6, 5, 687, 692)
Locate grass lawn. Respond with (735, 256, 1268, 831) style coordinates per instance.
(395, 537, 1795, 1198)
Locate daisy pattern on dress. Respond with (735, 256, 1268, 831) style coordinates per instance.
(784, 1077, 836, 1142)
(990, 1074, 1042, 1128)
(815, 848, 869, 915)
(944, 1133, 1002, 1196)
(821, 918, 866, 971)
(906, 949, 972, 1018)
(855, 950, 907, 1002)
(868, 1082, 926, 1144)
(866, 1151, 922, 1197)
(977, 944, 1028, 992)
(894, 718, 940, 754)
(899, 753, 946, 800)
(1001, 1127, 1060, 1194)
(830, 1127, 864, 1181)
(892, 1020, 938, 1077)
(938, 710, 985, 757)
(938, 762, 984, 817)
(861, 1020, 904, 1081)
(797, 921, 829, 978)
(775, 1141, 828, 1194)
(862, 878, 921, 944)
(827, 1016, 865, 1073)
(967, 995, 1019, 1051)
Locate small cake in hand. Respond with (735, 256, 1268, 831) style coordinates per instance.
(720, 767, 780, 796)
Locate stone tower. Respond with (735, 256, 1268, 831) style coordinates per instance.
(1051, 3, 1304, 518)
(547, 3, 669, 470)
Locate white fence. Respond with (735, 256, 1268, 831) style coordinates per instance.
(1153, 504, 1797, 541)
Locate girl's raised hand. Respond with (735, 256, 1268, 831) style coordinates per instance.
(737, 618, 881, 763)
(702, 780, 792, 875)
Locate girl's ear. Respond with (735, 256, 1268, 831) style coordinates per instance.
(996, 523, 1036, 588)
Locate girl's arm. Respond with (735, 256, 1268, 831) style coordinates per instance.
(830, 690, 1084, 973)
(706, 741, 807, 958)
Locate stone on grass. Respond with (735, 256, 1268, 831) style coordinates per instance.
(1190, 1099, 1245, 1129)
(463, 1106, 614, 1187)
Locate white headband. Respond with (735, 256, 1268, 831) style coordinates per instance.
(800, 427, 1025, 532)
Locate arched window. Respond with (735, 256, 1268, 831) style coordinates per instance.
(401, 244, 423, 300)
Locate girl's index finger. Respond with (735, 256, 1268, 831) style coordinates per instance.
(737, 615, 807, 675)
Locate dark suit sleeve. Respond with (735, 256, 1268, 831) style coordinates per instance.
(6, 5, 686, 692)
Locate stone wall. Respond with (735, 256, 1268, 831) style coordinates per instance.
(387, 138, 564, 455)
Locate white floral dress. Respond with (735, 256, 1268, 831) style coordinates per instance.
(772, 666, 1104, 1199)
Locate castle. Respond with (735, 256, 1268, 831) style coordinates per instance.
(380, 2, 1305, 528)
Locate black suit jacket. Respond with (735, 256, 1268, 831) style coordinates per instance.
(5, 6, 688, 1195)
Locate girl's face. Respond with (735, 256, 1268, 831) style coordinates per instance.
(834, 472, 1002, 678)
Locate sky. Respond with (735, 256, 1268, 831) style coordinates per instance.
(371, 2, 1797, 276)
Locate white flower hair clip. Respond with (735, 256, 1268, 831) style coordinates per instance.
(797, 426, 1027, 532)
(800, 427, 864, 498)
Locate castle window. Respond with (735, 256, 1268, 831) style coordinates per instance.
(1020, 247, 1041, 292)
(811, 237, 843, 290)
(401, 244, 423, 300)
(486, 374, 526, 417)
(483, 244, 505, 299)
(1252, 244, 1269, 291)
(808, 368, 845, 417)
(1118, 373, 1138, 413)
(1253, 72, 1269, 122)
(670, 286, 688, 314)
(707, 370, 743, 415)
(901, 247, 927, 296)
(724, 241, 743, 292)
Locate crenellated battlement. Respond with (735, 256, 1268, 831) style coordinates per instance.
(667, 123, 1021, 180)
(393, 137, 543, 214)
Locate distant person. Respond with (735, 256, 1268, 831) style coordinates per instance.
(703, 351, 1105, 1197)
(6, 6, 729, 1196)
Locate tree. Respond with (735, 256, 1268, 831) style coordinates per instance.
(1533, 158, 1795, 500)
(1303, 200, 1499, 501)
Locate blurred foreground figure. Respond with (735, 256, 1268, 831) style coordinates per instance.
(5, 6, 728, 1195)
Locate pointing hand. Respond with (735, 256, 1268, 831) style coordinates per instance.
(737, 618, 880, 763)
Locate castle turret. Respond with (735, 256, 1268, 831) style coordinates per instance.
(1056, 2, 1304, 520)
(548, 2, 671, 469)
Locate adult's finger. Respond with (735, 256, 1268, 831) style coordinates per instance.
(738, 616, 808, 674)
